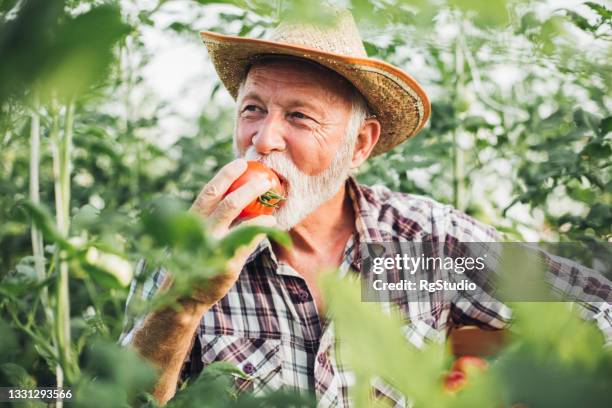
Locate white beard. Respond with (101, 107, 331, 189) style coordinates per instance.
(236, 143, 354, 231)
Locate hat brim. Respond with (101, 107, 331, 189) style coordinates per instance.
(200, 30, 430, 156)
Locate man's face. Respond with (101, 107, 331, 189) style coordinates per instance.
(233, 58, 358, 230)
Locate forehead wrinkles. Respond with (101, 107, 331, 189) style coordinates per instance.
(243, 60, 353, 109)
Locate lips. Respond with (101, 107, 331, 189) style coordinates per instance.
(270, 168, 289, 196)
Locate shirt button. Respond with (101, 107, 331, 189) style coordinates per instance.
(243, 362, 255, 375)
(317, 353, 326, 365)
(297, 289, 310, 301)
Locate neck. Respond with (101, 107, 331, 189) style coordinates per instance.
(274, 181, 355, 260)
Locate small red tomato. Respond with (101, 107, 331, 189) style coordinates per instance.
(451, 356, 488, 375)
(443, 370, 467, 393)
(224, 161, 286, 221)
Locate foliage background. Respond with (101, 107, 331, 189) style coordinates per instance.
(0, 0, 610, 407)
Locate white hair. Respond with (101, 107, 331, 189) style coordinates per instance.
(342, 85, 370, 158)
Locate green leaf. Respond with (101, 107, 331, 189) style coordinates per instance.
(584, 2, 612, 22)
(448, 0, 510, 27)
(320, 272, 450, 407)
(585, 203, 611, 227)
(279, 2, 338, 26)
(141, 196, 209, 251)
(77, 339, 157, 407)
(72, 204, 100, 231)
(573, 108, 601, 131)
(0, 0, 18, 13)
(80, 264, 123, 290)
(203, 361, 249, 379)
(580, 139, 612, 159)
(599, 116, 612, 135)
(519, 11, 540, 33)
(564, 10, 593, 32)
(0, 273, 53, 299)
(19, 200, 69, 248)
(0, 363, 39, 390)
(0, 320, 18, 362)
(0, 2, 132, 103)
(363, 41, 379, 57)
(463, 116, 492, 132)
(42, 5, 133, 100)
(218, 224, 291, 258)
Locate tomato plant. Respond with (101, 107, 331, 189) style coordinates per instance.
(1, 0, 610, 407)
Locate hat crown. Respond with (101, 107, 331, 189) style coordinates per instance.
(269, 10, 368, 58)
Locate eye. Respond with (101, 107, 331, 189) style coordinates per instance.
(290, 111, 309, 120)
(243, 105, 261, 112)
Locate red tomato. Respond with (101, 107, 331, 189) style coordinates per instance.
(443, 356, 488, 394)
(451, 356, 488, 374)
(443, 370, 467, 393)
(224, 161, 286, 221)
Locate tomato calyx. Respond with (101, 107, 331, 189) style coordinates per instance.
(258, 189, 286, 208)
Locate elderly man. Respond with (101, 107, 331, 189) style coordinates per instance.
(120, 10, 612, 407)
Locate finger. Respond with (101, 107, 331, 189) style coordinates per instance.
(209, 178, 273, 233)
(190, 159, 248, 216)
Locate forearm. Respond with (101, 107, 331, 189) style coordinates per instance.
(131, 297, 211, 405)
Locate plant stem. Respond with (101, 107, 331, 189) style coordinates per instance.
(452, 131, 466, 211)
(6, 303, 57, 361)
(48, 102, 65, 403)
(30, 92, 63, 390)
(29, 92, 49, 305)
(122, 38, 139, 204)
(453, 20, 466, 211)
(276, 0, 283, 22)
(51, 98, 76, 394)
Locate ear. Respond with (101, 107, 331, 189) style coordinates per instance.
(351, 118, 381, 168)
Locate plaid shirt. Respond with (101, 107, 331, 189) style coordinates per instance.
(120, 176, 612, 407)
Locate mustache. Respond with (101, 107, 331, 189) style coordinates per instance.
(243, 148, 302, 184)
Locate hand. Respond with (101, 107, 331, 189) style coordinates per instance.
(187, 158, 277, 305)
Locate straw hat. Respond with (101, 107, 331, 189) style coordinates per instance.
(199, 10, 430, 156)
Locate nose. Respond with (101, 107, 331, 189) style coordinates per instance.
(251, 111, 286, 155)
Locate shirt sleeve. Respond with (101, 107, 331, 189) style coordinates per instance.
(439, 204, 514, 331)
(117, 258, 171, 346)
(441, 204, 612, 346)
(536, 249, 612, 346)
(117, 258, 202, 385)
(592, 303, 612, 347)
